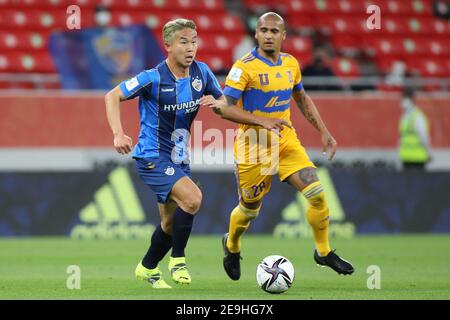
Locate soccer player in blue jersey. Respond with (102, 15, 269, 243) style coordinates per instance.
(105, 18, 289, 288)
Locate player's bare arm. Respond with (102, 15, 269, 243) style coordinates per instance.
(104, 85, 133, 155)
(200, 94, 291, 135)
(292, 88, 337, 160)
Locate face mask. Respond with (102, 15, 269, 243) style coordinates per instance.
(95, 11, 111, 27)
(401, 98, 413, 110)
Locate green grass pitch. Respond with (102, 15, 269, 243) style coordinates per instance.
(0, 235, 448, 300)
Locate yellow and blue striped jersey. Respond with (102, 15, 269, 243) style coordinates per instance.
(224, 46, 303, 128)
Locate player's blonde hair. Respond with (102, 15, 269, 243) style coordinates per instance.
(163, 18, 197, 45)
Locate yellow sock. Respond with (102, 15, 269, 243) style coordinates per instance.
(226, 204, 259, 253)
(303, 181, 331, 257)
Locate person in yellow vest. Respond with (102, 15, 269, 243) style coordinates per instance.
(399, 88, 432, 170)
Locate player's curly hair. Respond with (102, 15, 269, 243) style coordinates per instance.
(163, 18, 197, 45)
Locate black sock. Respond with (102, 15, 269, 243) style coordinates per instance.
(171, 207, 194, 258)
(142, 224, 172, 269)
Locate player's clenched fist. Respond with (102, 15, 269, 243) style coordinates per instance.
(114, 133, 133, 154)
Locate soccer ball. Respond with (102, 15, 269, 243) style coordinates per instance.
(256, 255, 295, 294)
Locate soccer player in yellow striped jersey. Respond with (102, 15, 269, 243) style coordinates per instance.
(220, 12, 354, 280)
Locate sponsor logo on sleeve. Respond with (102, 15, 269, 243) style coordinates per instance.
(125, 77, 139, 91)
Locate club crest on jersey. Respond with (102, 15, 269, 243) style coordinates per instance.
(192, 78, 202, 92)
(259, 73, 269, 86)
(165, 166, 175, 176)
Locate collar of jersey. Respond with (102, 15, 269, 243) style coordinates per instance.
(164, 61, 190, 82)
(252, 47, 282, 67)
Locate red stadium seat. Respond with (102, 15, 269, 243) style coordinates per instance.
(110, 10, 181, 27)
(199, 0, 225, 12)
(372, 37, 404, 56)
(407, 17, 434, 35)
(191, 13, 244, 33)
(0, 8, 94, 30)
(24, 10, 61, 29)
(322, 15, 367, 35)
(282, 36, 312, 55)
(30, 51, 56, 73)
(0, 31, 19, 51)
(409, 0, 434, 16)
(0, 53, 10, 72)
(331, 34, 363, 52)
(407, 58, 449, 77)
(374, 37, 428, 57)
(378, 0, 415, 15)
(386, 37, 426, 56)
(102, 0, 212, 11)
(243, 0, 272, 12)
(335, 0, 367, 14)
(195, 52, 231, 72)
(197, 34, 244, 53)
(11, 51, 55, 73)
(431, 19, 450, 36)
(424, 38, 450, 56)
(193, 14, 216, 32)
(0, 30, 50, 51)
(110, 11, 136, 27)
(382, 16, 409, 35)
(0, 9, 30, 29)
(0, 0, 97, 9)
(144, 12, 180, 31)
(286, 13, 316, 31)
(309, 0, 340, 14)
(0, 52, 28, 72)
(162, 0, 198, 11)
(329, 57, 361, 77)
(280, 0, 317, 13)
(0, 51, 51, 72)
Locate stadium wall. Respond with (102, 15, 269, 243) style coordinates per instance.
(2, 91, 450, 170)
(1, 91, 450, 148)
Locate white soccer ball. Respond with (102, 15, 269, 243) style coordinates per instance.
(256, 255, 295, 294)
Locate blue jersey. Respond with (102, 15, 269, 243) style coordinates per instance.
(119, 60, 223, 162)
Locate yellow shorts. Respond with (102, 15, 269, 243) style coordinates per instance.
(234, 129, 315, 204)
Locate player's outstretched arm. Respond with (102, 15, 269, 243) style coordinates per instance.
(292, 88, 337, 160)
(200, 94, 291, 135)
(104, 85, 133, 155)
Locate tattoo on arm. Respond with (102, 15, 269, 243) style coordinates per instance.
(212, 95, 238, 115)
(296, 90, 321, 132)
(296, 90, 307, 114)
(225, 95, 238, 106)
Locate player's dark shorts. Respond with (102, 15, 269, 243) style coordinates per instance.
(134, 157, 191, 204)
